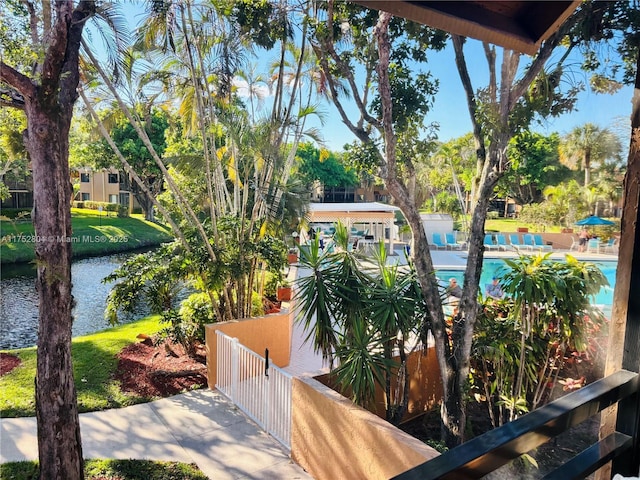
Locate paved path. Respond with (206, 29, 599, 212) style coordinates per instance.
(0, 389, 311, 479)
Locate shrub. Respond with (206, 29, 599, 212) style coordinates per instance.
(0, 208, 31, 220)
(117, 205, 129, 218)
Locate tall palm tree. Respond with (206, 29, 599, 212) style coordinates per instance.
(560, 123, 621, 186)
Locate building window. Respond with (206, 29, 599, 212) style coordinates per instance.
(119, 193, 130, 207)
(81, 193, 90, 201)
(109, 194, 118, 203)
(108, 173, 118, 184)
(80, 173, 90, 183)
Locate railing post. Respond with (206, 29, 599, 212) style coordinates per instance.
(231, 337, 239, 403)
(264, 348, 270, 434)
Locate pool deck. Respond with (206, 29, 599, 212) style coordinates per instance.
(391, 247, 618, 271)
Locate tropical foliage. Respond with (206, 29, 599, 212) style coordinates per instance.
(472, 254, 608, 427)
(80, 1, 319, 325)
(296, 222, 427, 423)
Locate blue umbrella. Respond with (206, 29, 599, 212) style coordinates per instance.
(575, 215, 615, 226)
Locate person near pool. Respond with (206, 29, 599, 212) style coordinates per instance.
(447, 278, 462, 305)
(486, 277, 504, 299)
(578, 227, 590, 252)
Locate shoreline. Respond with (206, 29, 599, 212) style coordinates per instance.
(1, 239, 167, 267)
(1, 209, 173, 265)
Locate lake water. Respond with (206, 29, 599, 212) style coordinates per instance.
(0, 252, 147, 350)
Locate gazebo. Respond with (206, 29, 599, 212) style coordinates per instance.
(306, 202, 400, 252)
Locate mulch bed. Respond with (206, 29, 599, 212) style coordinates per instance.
(113, 338, 208, 398)
(1, 352, 21, 376)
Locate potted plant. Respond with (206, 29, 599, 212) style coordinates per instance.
(288, 247, 299, 265)
(276, 280, 292, 302)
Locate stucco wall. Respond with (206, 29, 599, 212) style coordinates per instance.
(292, 376, 439, 480)
(315, 346, 443, 423)
(499, 231, 577, 250)
(205, 308, 293, 388)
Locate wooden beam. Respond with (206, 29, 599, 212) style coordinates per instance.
(353, 1, 580, 55)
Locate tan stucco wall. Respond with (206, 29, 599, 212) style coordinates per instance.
(205, 308, 293, 388)
(292, 376, 439, 480)
(499, 231, 577, 250)
(315, 346, 443, 423)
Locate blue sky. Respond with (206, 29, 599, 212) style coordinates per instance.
(105, 3, 634, 153)
(317, 39, 634, 151)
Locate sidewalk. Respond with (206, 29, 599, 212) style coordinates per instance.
(0, 389, 311, 479)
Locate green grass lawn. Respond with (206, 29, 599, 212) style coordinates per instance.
(484, 218, 563, 233)
(0, 316, 167, 418)
(0, 459, 208, 480)
(0, 208, 173, 263)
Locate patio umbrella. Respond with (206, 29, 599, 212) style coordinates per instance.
(575, 215, 615, 226)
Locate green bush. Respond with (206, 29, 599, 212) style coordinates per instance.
(0, 208, 31, 219)
(252, 290, 265, 317)
(179, 292, 216, 340)
(69, 201, 129, 217)
(117, 205, 129, 218)
(132, 207, 143, 215)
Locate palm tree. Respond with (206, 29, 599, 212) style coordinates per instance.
(296, 223, 424, 423)
(560, 123, 622, 186)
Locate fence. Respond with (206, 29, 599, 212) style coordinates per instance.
(215, 330, 293, 451)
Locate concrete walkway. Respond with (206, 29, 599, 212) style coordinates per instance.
(0, 389, 311, 479)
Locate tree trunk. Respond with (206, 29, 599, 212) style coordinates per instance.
(137, 190, 155, 222)
(584, 148, 591, 186)
(27, 103, 84, 479)
(1, 3, 96, 478)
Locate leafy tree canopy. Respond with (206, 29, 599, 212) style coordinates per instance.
(498, 131, 572, 205)
(296, 142, 358, 188)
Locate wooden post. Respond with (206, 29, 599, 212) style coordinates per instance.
(598, 51, 640, 479)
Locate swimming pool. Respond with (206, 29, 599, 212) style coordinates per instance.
(436, 259, 617, 306)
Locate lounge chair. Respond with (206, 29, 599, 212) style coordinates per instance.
(533, 234, 553, 251)
(432, 232, 447, 250)
(604, 238, 618, 254)
(587, 238, 601, 253)
(496, 234, 514, 251)
(508, 234, 524, 249)
(522, 234, 535, 250)
(569, 236, 580, 251)
(484, 234, 498, 250)
(445, 232, 463, 250)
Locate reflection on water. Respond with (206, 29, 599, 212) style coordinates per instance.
(1, 252, 147, 350)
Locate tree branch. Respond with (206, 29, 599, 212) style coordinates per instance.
(18, 0, 40, 48)
(451, 35, 486, 173)
(0, 62, 35, 101)
(40, 1, 74, 97)
(511, 6, 588, 104)
(59, 1, 95, 109)
(375, 11, 395, 179)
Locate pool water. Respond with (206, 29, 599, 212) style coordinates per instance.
(436, 259, 617, 306)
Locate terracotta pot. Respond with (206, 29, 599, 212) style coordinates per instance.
(277, 286, 292, 302)
(517, 227, 528, 233)
(288, 252, 298, 264)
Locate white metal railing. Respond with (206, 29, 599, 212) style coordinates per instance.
(215, 330, 292, 451)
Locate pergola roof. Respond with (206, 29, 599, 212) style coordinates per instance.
(309, 202, 400, 214)
(353, 1, 580, 55)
